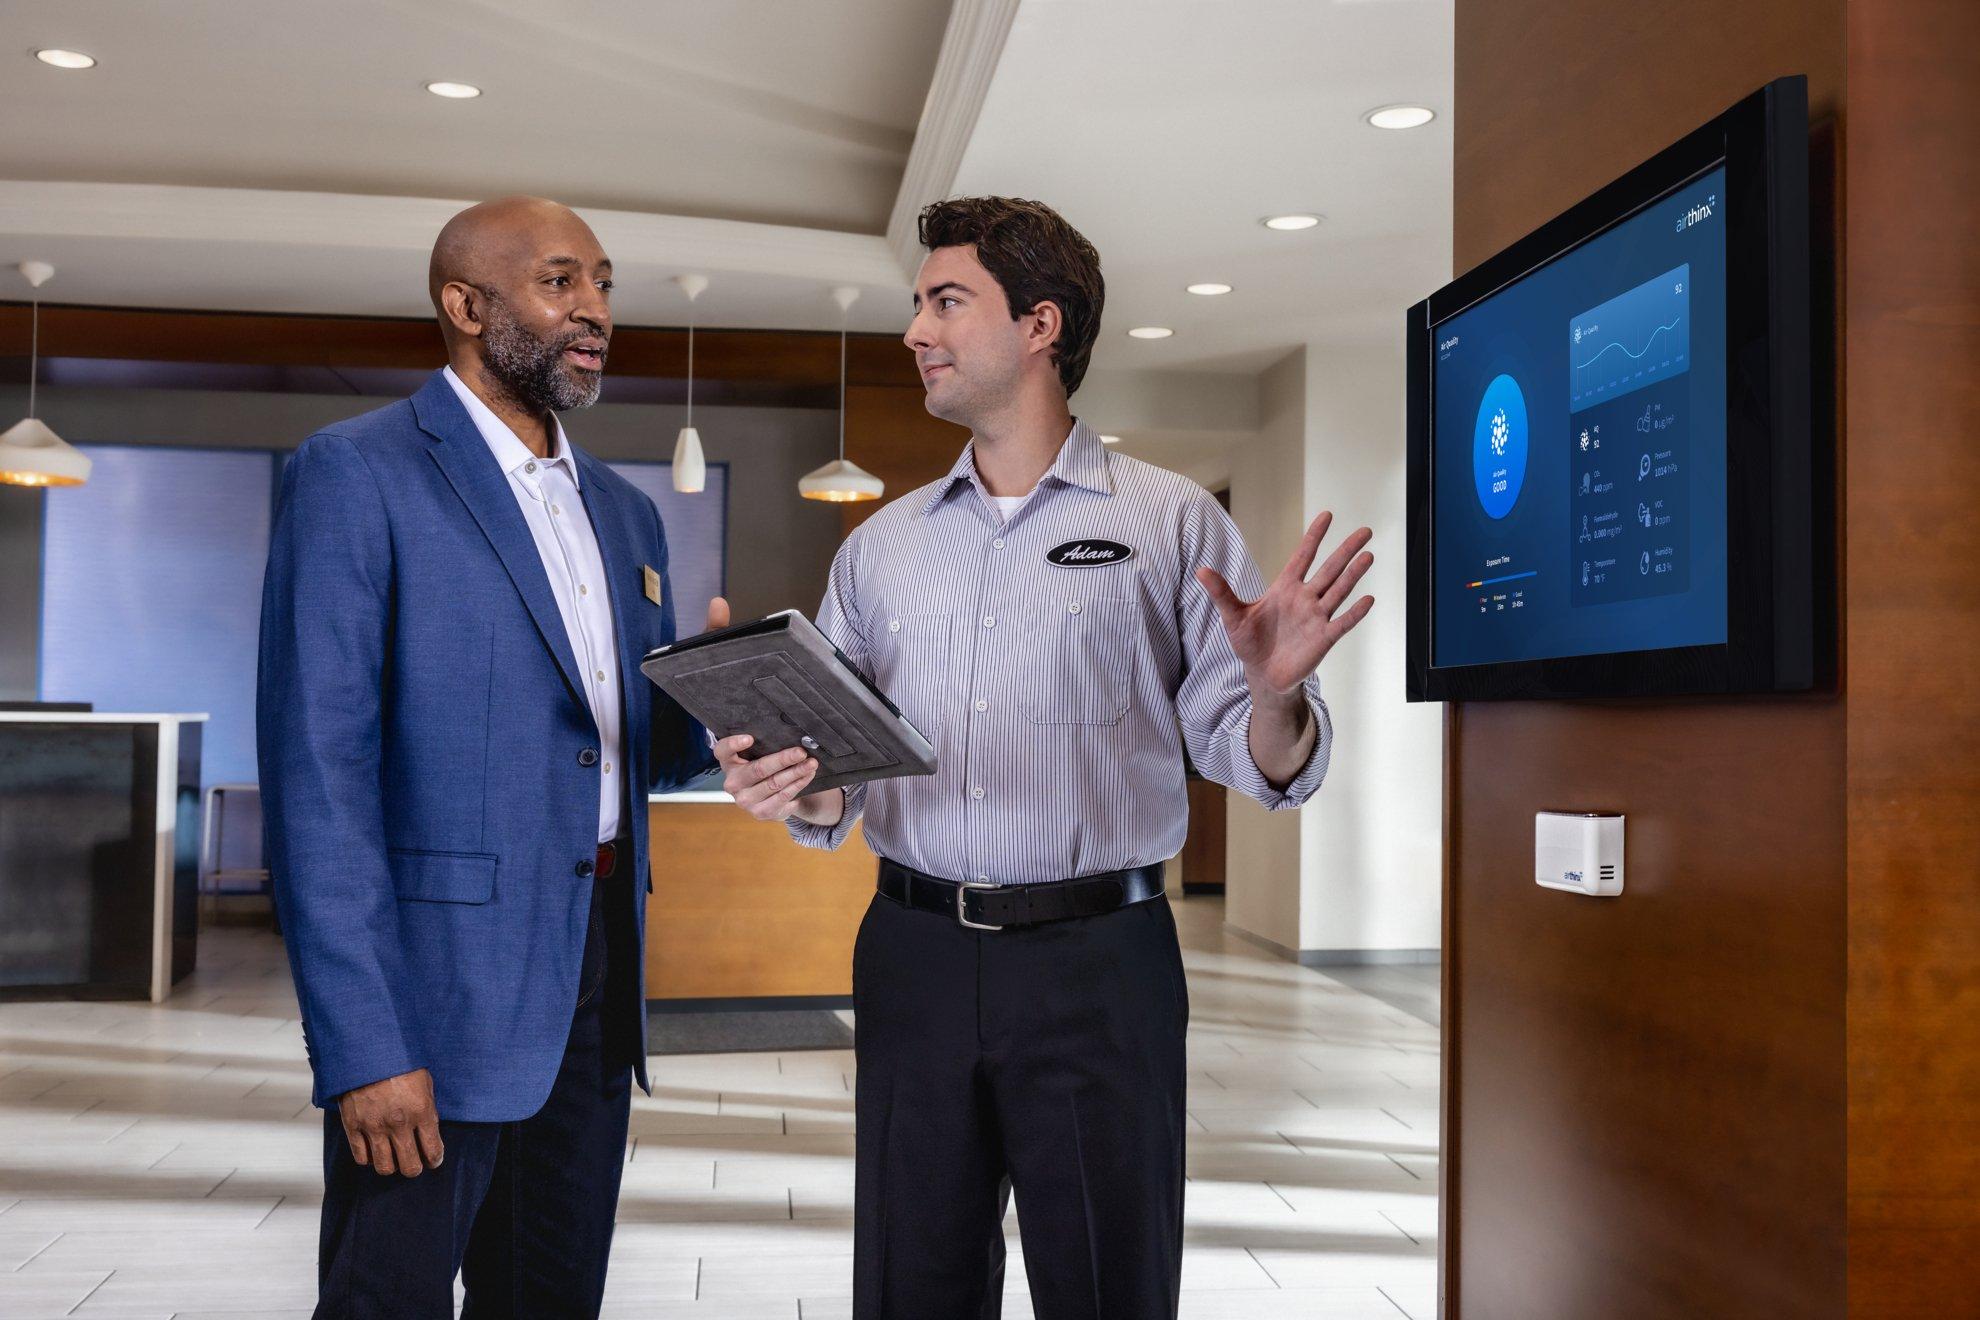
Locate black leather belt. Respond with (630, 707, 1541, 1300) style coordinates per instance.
(877, 857, 1166, 931)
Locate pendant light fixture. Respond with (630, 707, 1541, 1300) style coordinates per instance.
(671, 273, 708, 493)
(799, 285, 884, 503)
(0, 262, 91, 488)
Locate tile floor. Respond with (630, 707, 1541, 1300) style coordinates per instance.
(0, 896, 1441, 1318)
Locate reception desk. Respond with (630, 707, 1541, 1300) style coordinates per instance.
(0, 712, 206, 1001)
(644, 790, 876, 1005)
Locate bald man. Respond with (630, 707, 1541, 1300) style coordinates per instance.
(258, 197, 723, 1317)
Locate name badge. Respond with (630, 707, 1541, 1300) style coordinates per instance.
(1046, 538, 1134, 568)
(642, 565, 664, 606)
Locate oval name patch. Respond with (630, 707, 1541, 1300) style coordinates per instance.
(1046, 538, 1134, 568)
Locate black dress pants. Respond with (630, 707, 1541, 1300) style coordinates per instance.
(313, 868, 639, 1319)
(851, 887, 1190, 1320)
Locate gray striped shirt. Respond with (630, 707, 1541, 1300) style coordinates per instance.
(789, 419, 1331, 884)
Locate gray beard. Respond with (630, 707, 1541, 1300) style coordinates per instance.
(482, 306, 602, 413)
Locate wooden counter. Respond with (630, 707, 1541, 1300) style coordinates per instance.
(643, 794, 876, 1004)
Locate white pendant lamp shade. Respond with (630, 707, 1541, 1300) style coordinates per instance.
(671, 425, 706, 494)
(2, 261, 89, 488)
(800, 285, 884, 504)
(798, 458, 883, 502)
(672, 273, 709, 493)
(0, 417, 91, 487)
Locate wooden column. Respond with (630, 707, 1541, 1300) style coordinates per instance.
(1446, 3, 1848, 1316)
(1842, 1, 1980, 1310)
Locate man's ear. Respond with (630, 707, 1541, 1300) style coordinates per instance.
(439, 281, 485, 339)
(1025, 299, 1064, 360)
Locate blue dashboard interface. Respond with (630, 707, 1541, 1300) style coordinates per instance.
(1432, 166, 1729, 668)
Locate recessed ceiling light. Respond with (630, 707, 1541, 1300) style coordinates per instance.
(425, 81, 482, 99)
(1366, 104, 1436, 130)
(35, 49, 96, 69)
(1099, 434, 1123, 445)
(1186, 283, 1233, 296)
(1262, 214, 1321, 231)
(1127, 327, 1174, 340)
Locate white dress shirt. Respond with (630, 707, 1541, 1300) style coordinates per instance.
(442, 366, 625, 844)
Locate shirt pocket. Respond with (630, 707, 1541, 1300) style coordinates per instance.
(1020, 596, 1135, 725)
(873, 612, 952, 740)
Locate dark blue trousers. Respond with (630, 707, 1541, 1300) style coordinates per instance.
(314, 869, 638, 1319)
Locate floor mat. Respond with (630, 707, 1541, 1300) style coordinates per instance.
(647, 1009, 854, 1055)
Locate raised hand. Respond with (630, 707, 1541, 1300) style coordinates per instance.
(1196, 511, 1374, 694)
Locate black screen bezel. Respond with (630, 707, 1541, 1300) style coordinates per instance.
(1405, 76, 1815, 702)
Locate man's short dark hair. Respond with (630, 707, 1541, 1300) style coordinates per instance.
(917, 196, 1105, 396)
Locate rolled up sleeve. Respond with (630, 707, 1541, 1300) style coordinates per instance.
(1173, 493, 1334, 811)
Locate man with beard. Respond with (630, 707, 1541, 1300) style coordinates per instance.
(258, 196, 723, 1317)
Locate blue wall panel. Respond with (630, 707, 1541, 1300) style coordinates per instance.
(608, 461, 728, 634)
(40, 446, 273, 789)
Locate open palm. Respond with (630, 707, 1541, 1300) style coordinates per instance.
(1197, 511, 1375, 694)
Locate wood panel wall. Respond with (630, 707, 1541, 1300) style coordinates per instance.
(1447, 3, 1848, 1317)
(840, 383, 970, 535)
(1842, 1, 1980, 1311)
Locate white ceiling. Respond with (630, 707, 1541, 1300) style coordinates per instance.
(3, 0, 951, 234)
(0, 0, 1452, 394)
(952, 0, 1453, 376)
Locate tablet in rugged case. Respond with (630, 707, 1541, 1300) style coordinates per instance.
(640, 610, 937, 794)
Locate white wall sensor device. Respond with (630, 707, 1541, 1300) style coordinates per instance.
(1535, 812, 1624, 895)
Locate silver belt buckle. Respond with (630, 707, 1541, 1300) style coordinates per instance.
(956, 881, 1003, 931)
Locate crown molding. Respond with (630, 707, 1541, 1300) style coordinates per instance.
(0, 181, 907, 290)
(884, 0, 1023, 276)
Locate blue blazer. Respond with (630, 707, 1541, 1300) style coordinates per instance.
(258, 369, 712, 1121)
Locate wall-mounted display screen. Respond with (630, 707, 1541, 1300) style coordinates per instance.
(1406, 76, 1824, 702)
(1432, 166, 1728, 669)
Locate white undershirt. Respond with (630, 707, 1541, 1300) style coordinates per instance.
(986, 493, 1028, 523)
(442, 366, 624, 844)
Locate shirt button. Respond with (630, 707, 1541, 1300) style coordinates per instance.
(579, 584, 589, 596)
(974, 699, 988, 712)
(1068, 601, 1082, 615)
(888, 620, 901, 633)
(603, 761, 612, 774)
(993, 538, 1006, 549)
(977, 875, 989, 884)
(982, 616, 996, 628)
(970, 786, 985, 800)
(551, 504, 562, 515)
(578, 748, 598, 767)
(595, 669, 606, 682)
(524, 462, 537, 474)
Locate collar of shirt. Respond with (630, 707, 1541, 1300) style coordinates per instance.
(919, 417, 1113, 518)
(441, 364, 580, 490)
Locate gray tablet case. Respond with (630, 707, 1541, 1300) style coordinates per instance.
(640, 610, 937, 793)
